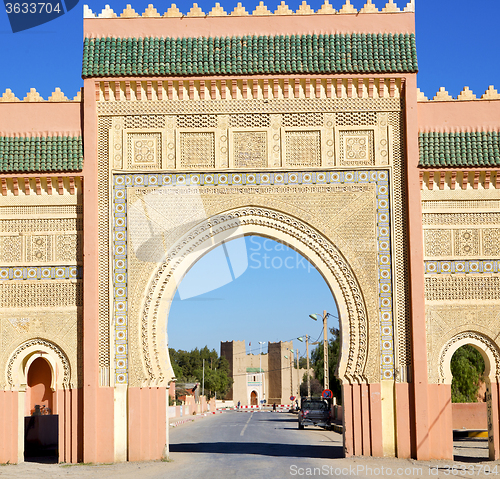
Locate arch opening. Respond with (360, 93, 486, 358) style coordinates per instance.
(167, 234, 340, 407)
(139, 207, 370, 391)
(439, 334, 500, 462)
(24, 356, 59, 463)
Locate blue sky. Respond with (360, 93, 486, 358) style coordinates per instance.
(168, 236, 338, 357)
(0, 0, 498, 99)
(1, 0, 498, 358)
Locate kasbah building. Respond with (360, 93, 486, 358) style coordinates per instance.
(221, 340, 312, 407)
(0, 0, 499, 465)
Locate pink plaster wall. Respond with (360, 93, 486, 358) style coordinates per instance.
(0, 102, 82, 135)
(452, 403, 487, 430)
(84, 12, 415, 39)
(418, 100, 500, 132)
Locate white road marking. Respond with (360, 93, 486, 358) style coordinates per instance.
(240, 412, 253, 436)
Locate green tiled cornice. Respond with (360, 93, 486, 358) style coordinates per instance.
(82, 33, 418, 77)
(0, 136, 83, 173)
(419, 131, 500, 168)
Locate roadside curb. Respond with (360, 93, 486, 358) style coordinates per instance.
(332, 424, 343, 434)
(453, 429, 488, 438)
(169, 409, 226, 428)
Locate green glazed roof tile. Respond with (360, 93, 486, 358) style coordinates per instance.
(419, 131, 500, 168)
(82, 33, 418, 78)
(0, 136, 83, 173)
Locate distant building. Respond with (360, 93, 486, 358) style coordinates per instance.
(221, 340, 312, 406)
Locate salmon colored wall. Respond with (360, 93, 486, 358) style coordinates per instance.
(128, 387, 166, 462)
(0, 391, 18, 464)
(0, 102, 82, 134)
(427, 384, 453, 460)
(452, 402, 487, 430)
(488, 383, 500, 460)
(418, 100, 500, 131)
(405, 74, 431, 460)
(342, 383, 383, 457)
(54, 388, 83, 463)
(84, 12, 415, 39)
(395, 382, 412, 458)
(82, 77, 115, 464)
(27, 357, 53, 415)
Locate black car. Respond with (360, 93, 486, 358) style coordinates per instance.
(298, 398, 331, 429)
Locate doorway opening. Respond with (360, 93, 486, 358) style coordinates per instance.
(450, 344, 489, 462)
(24, 357, 58, 463)
(250, 391, 258, 406)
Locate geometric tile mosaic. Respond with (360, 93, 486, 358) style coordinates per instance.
(0, 266, 81, 280)
(425, 260, 500, 274)
(112, 170, 394, 383)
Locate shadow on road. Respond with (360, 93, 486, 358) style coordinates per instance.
(170, 442, 344, 459)
(453, 437, 489, 463)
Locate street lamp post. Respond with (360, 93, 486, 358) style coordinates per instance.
(309, 310, 330, 391)
(259, 341, 266, 406)
(306, 334, 310, 397)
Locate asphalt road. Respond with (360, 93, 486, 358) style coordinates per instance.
(167, 410, 344, 478)
(2, 411, 498, 479)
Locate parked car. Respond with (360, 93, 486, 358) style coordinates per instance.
(298, 398, 331, 430)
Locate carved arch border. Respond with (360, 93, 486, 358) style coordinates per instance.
(138, 206, 370, 387)
(6, 338, 71, 391)
(438, 331, 500, 384)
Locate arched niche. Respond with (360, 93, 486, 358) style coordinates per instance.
(26, 357, 54, 416)
(6, 339, 71, 393)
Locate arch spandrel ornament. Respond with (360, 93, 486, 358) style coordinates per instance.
(136, 206, 370, 387)
(113, 170, 394, 387)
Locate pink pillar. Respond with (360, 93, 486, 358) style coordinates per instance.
(342, 384, 353, 457)
(369, 384, 383, 457)
(405, 73, 431, 460)
(82, 78, 114, 463)
(395, 383, 412, 458)
(360, 384, 371, 455)
(0, 391, 18, 464)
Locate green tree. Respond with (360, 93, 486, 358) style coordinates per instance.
(169, 346, 233, 399)
(310, 327, 342, 403)
(451, 345, 485, 403)
(300, 376, 323, 397)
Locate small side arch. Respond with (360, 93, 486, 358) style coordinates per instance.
(438, 331, 500, 385)
(6, 339, 71, 392)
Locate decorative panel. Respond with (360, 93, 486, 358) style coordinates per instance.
(338, 129, 375, 166)
(26, 235, 52, 262)
(0, 236, 22, 262)
(424, 230, 452, 257)
(454, 229, 480, 257)
(425, 276, 500, 301)
(177, 131, 216, 169)
(232, 131, 268, 168)
(283, 130, 321, 167)
(483, 229, 500, 256)
(126, 132, 162, 170)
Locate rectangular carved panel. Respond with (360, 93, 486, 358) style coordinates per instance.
(424, 229, 452, 257)
(179, 132, 215, 168)
(233, 131, 267, 168)
(339, 130, 375, 166)
(284, 130, 321, 167)
(126, 133, 162, 169)
(425, 276, 500, 301)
